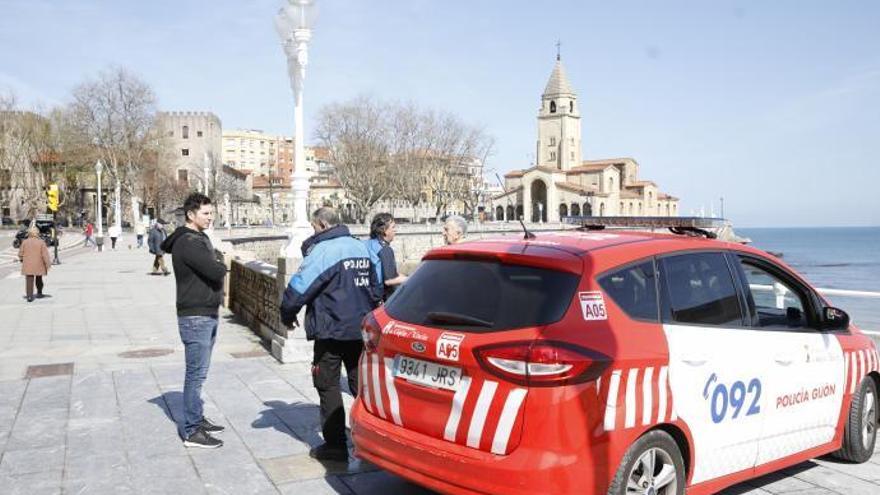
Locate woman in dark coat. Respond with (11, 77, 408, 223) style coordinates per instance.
(18, 227, 51, 302)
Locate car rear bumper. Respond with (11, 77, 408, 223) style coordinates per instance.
(351, 399, 601, 495)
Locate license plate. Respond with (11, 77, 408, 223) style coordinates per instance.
(394, 355, 461, 391)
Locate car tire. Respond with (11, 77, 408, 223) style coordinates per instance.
(607, 430, 685, 495)
(833, 376, 877, 463)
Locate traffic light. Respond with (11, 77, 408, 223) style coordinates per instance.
(47, 184, 59, 212)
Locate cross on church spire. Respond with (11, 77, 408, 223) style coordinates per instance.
(556, 40, 561, 60)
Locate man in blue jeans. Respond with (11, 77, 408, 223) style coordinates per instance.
(161, 193, 228, 448)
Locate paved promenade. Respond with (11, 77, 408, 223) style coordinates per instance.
(0, 244, 879, 494)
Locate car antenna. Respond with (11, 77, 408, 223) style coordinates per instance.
(495, 172, 536, 240)
(519, 219, 536, 240)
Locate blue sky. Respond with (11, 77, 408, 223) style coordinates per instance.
(1, 1, 878, 227)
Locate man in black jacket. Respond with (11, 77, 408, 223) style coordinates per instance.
(161, 193, 227, 448)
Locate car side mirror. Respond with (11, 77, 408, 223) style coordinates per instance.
(821, 306, 850, 331)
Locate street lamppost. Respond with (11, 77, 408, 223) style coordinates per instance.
(223, 192, 230, 231)
(275, 0, 317, 258)
(114, 177, 122, 230)
(95, 160, 104, 251)
(203, 152, 211, 196)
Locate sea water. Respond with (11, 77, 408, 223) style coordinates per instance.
(739, 227, 880, 332)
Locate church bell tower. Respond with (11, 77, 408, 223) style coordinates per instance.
(537, 53, 581, 171)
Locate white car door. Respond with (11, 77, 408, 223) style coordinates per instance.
(659, 252, 769, 485)
(731, 254, 846, 465)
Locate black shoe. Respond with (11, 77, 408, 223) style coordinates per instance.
(163, 271, 171, 276)
(200, 417, 225, 434)
(183, 428, 223, 449)
(26, 296, 34, 303)
(35, 293, 44, 299)
(309, 443, 349, 462)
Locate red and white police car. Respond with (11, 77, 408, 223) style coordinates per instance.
(350, 220, 878, 495)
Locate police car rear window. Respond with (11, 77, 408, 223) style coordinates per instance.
(598, 261, 659, 321)
(384, 259, 580, 332)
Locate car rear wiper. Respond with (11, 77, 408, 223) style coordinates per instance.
(426, 312, 494, 328)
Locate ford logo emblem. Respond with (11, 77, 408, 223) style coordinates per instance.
(411, 342, 426, 353)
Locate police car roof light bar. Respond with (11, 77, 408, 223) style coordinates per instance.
(563, 216, 725, 239)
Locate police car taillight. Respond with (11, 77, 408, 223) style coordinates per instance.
(361, 313, 381, 352)
(475, 341, 609, 387)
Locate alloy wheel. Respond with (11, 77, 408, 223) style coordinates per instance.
(862, 387, 876, 451)
(625, 447, 678, 495)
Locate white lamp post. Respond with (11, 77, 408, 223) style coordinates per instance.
(203, 152, 211, 196)
(275, 0, 317, 259)
(223, 192, 230, 230)
(114, 178, 122, 229)
(95, 160, 104, 251)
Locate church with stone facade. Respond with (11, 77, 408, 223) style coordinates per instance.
(493, 57, 679, 223)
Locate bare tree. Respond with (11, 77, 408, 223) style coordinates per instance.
(0, 93, 56, 219)
(67, 67, 158, 223)
(420, 112, 494, 219)
(315, 96, 493, 223)
(386, 103, 438, 222)
(315, 96, 390, 223)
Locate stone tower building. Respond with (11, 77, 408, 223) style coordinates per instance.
(536, 55, 581, 172)
(156, 111, 222, 191)
(493, 56, 680, 223)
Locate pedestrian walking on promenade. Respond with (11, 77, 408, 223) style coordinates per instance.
(135, 222, 145, 248)
(148, 221, 170, 275)
(365, 213, 407, 301)
(161, 193, 228, 449)
(83, 222, 96, 248)
(280, 207, 380, 462)
(108, 224, 121, 250)
(442, 214, 468, 245)
(18, 227, 51, 302)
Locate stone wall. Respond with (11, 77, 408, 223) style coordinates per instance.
(226, 256, 312, 363)
(224, 223, 571, 272)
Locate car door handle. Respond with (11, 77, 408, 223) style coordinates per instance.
(774, 355, 795, 366)
(680, 356, 707, 366)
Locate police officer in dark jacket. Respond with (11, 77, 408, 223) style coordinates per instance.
(280, 207, 379, 461)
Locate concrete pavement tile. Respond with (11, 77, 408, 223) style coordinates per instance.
(260, 452, 375, 485)
(234, 414, 309, 459)
(725, 468, 818, 493)
(122, 419, 187, 458)
(0, 444, 65, 475)
(18, 376, 70, 413)
(4, 417, 67, 450)
(67, 418, 126, 457)
(338, 470, 435, 495)
(277, 475, 353, 494)
(0, 469, 62, 495)
(64, 471, 137, 495)
(129, 454, 206, 494)
(783, 461, 880, 495)
(0, 404, 19, 431)
(814, 456, 880, 482)
(64, 452, 131, 485)
(241, 378, 309, 404)
(190, 450, 278, 495)
(0, 379, 27, 408)
(69, 394, 119, 420)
